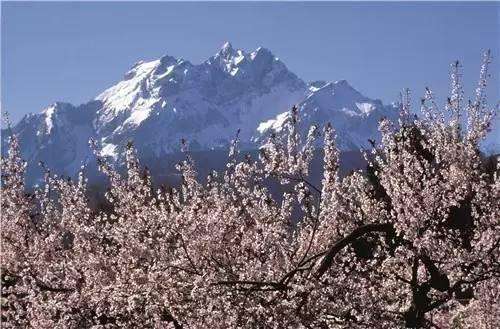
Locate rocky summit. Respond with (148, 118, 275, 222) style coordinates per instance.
(2, 42, 398, 184)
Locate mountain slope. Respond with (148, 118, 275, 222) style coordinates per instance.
(256, 80, 397, 150)
(2, 42, 397, 185)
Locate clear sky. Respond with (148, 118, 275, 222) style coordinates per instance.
(2, 1, 499, 125)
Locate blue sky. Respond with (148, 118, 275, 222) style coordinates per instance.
(2, 1, 499, 125)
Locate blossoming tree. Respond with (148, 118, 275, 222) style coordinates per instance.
(1, 51, 498, 328)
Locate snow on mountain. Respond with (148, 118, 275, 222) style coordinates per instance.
(3, 101, 99, 184)
(2, 42, 397, 185)
(256, 80, 398, 150)
(93, 42, 306, 158)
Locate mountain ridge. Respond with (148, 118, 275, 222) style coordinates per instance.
(2, 42, 398, 185)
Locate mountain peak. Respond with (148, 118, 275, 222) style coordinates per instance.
(254, 46, 271, 54)
(3, 43, 401, 186)
(313, 79, 360, 95)
(218, 41, 237, 58)
(221, 41, 233, 51)
(159, 54, 177, 66)
(333, 79, 350, 87)
(306, 79, 368, 110)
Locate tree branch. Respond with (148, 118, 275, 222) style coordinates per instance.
(315, 223, 395, 278)
(212, 280, 288, 291)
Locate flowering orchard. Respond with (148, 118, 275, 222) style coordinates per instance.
(1, 52, 499, 328)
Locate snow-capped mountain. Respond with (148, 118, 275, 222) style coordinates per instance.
(256, 80, 397, 150)
(2, 42, 397, 185)
(94, 42, 306, 156)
